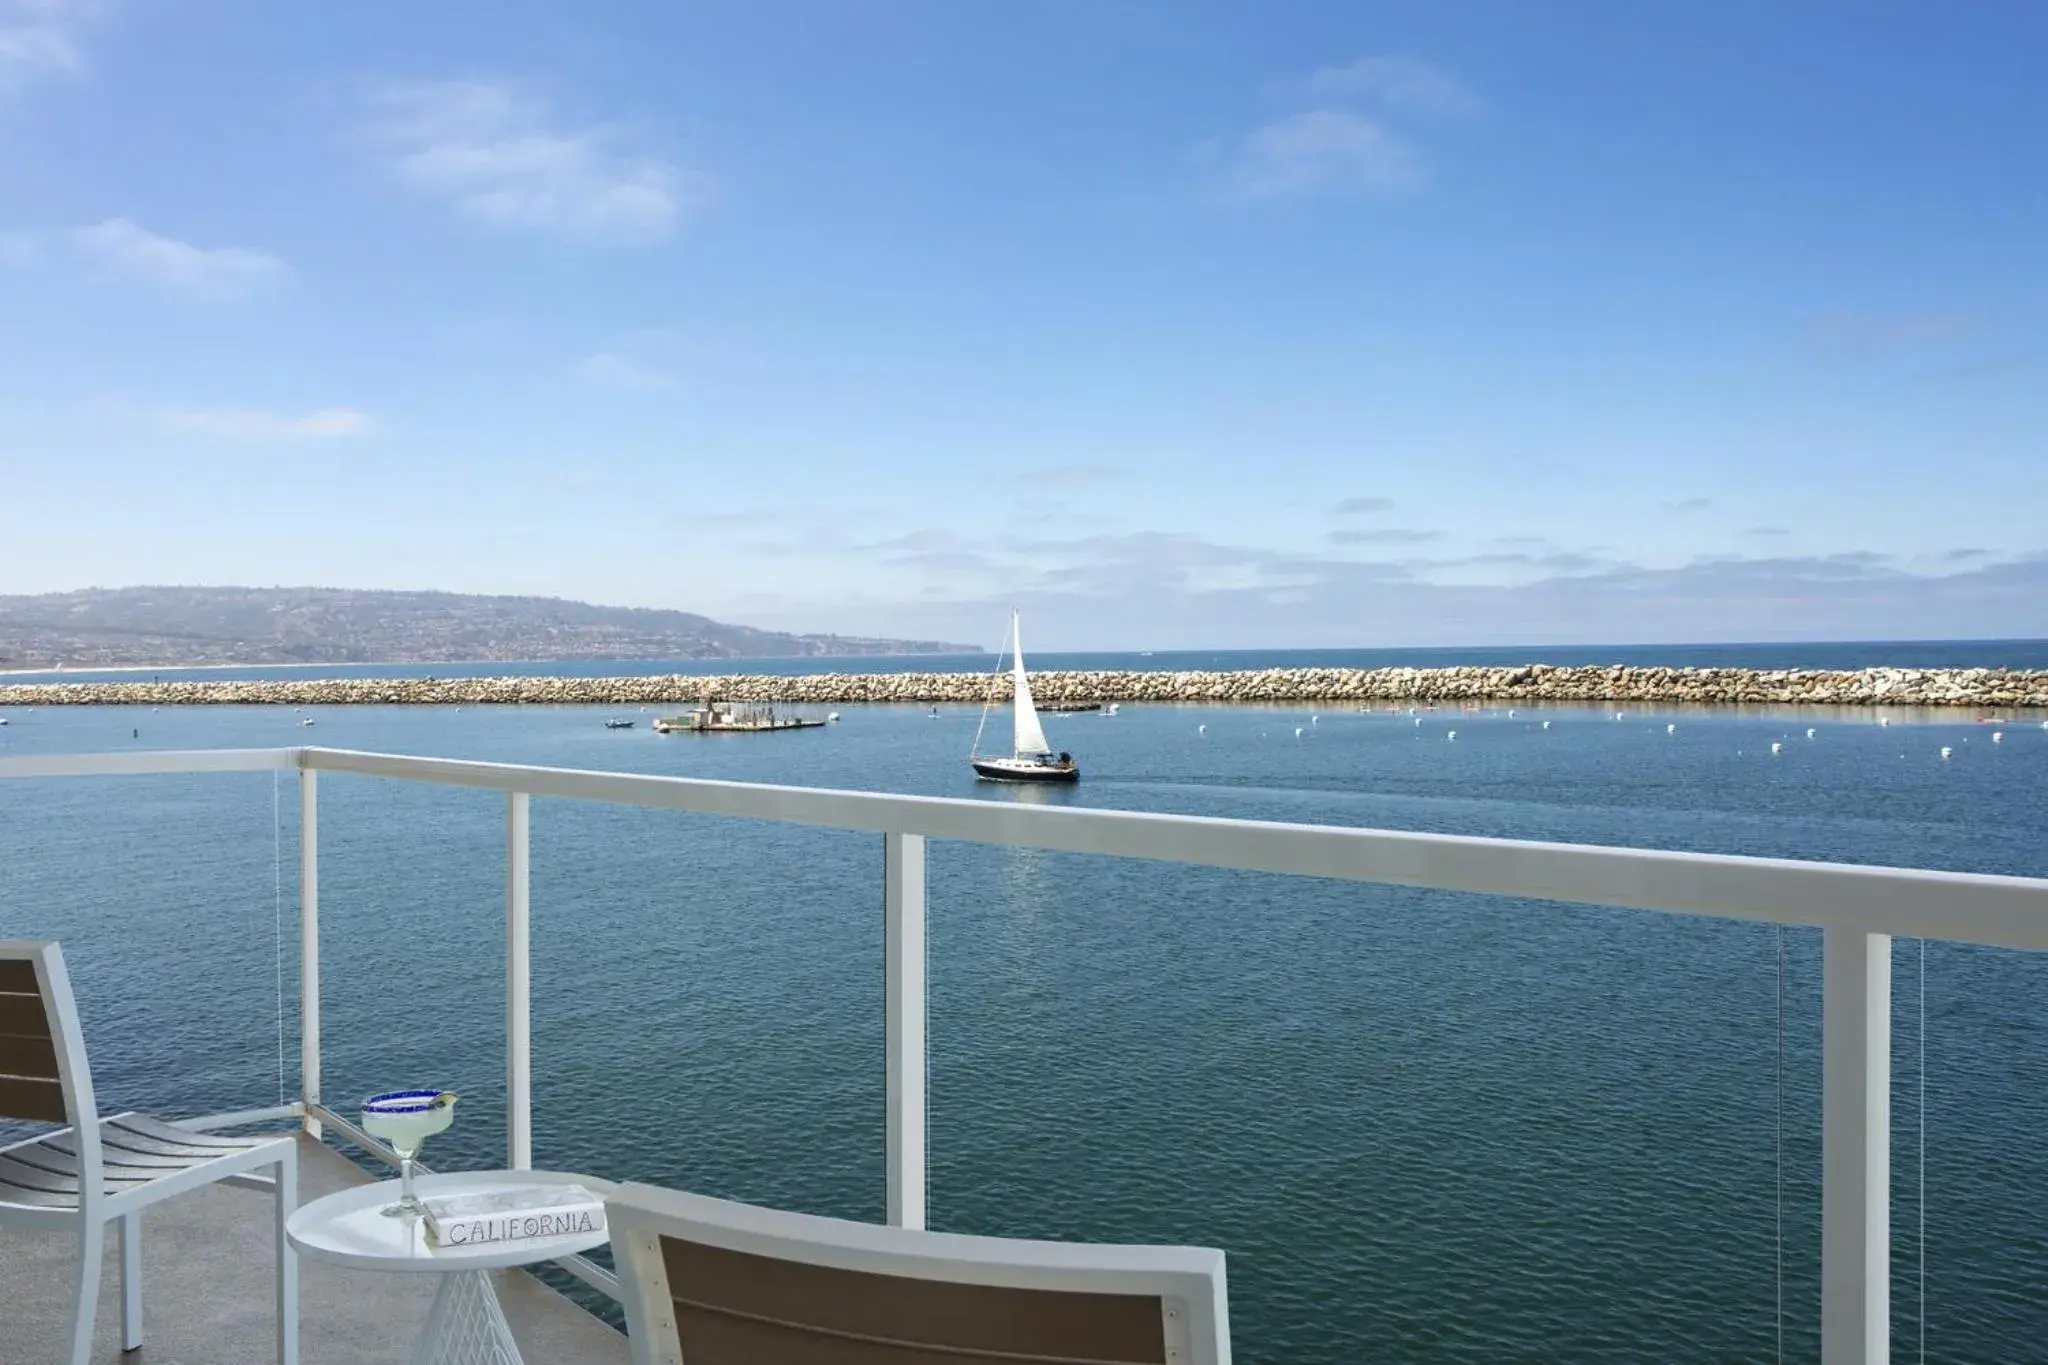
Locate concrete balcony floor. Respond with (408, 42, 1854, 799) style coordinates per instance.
(0, 1134, 627, 1365)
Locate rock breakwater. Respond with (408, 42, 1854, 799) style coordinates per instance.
(3, 665, 2045, 708)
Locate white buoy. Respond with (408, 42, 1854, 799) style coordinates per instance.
(1667, 723, 1676, 734)
(1992, 731, 2003, 743)
(1310, 714, 1318, 724)
(1615, 712, 1624, 721)
(1508, 709, 1517, 718)
(1447, 730, 1457, 741)
(1197, 723, 1206, 734)
(1806, 728, 1816, 739)
(1940, 746, 1952, 759)
(1541, 720, 1551, 729)
(827, 711, 841, 722)
(1414, 717, 1422, 727)
(1770, 741, 1781, 755)
(1879, 717, 1891, 727)
(1295, 727, 1305, 739)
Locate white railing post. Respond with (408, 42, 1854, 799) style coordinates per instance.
(884, 832, 927, 1229)
(507, 791, 532, 1171)
(1822, 929, 1890, 1365)
(299, 768, 321, 1139)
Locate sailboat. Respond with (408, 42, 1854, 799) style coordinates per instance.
(970, 611, 1079, 783)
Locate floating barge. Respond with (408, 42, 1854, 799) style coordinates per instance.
(1039, 701, 1101, 713)
(652, 700, 826, 734)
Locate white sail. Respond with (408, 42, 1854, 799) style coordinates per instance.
(1009, 612, 1052, 756)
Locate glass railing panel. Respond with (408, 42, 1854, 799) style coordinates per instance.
(532, 802, 884, 1220)
(1908, 939, 2048, 1361)
(0, 768, 294, 1132)
(314, 770, 510, 1173)
(926, 844, 1815, 1364)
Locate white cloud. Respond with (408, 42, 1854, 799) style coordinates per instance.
(1327, 528, 1443, 545)
(363, 79, 697, 246)
(162, 408, 373, 440)
(1304, 56, 1479, 117)
(70, 218, 285, 295)
(0, 25, 74, 79)
(772, 530, 2048, 650)
(0, 0, 88, 89)
(1222, 55, 1471, 204)
(1227, 110, 1417, 201)
(578, 351, 678, 391)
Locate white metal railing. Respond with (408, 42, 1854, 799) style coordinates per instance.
(8, 744, 2048, 1364)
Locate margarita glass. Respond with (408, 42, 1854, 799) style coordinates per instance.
(362, 1089, 458, 1218)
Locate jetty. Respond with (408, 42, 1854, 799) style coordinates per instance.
(2, 664, 2047, 709)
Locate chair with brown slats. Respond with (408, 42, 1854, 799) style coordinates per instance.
(607, 1182, 1231, 1365)
(0, 940, 299, 1365)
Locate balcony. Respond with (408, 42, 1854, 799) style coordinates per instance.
(0, 1131, 625, 1363)
(5, 744, 2048, 1363)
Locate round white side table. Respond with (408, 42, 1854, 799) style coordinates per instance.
(286, 1169, 613, 1365)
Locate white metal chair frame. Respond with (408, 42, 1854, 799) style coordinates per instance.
(0, 940, 299, 1365)
(607, 1181, 1232, 1365)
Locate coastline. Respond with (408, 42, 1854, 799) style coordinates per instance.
(0, 650, 983, 680)
(0, 661, 264, 678)
(3, 664, 2046, 708)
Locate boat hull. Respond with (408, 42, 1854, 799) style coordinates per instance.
(653, 717, 826, 733)
(971, 756, 1080, 783)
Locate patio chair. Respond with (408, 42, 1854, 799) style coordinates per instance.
(607, 1181, 1231, 1365)
(0, 940, 298, 1365)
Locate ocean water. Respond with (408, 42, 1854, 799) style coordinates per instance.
(3, 686, 2047, 1361)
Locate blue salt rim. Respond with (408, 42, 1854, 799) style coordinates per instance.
(364, 1088, 450, 1114)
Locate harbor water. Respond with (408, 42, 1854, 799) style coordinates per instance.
(3, 654, 2047, 1361)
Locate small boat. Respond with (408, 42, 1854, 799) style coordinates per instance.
(299, 717, 316, 727)
(969, 611, 1079, 783)
(654, 701, 825, 734)
(1040, 701, 1101, 713)
(604, 718, 635, 730)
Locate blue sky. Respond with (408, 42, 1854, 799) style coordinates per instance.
(2, 2, 2044, 649)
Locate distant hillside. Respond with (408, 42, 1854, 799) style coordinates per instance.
(0, 587, 978, 669)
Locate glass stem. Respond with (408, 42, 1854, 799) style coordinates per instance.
(400, 1153, 415, 1208)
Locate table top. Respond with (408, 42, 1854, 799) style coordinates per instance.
(285, 1169, 615, 1272)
